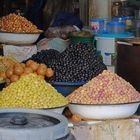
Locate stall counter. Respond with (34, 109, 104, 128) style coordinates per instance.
(69, 116, 140, 140)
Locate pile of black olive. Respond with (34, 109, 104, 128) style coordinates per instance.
(25, 43, 106, 82)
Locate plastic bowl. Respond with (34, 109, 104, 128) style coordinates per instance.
(0, 31, 42, 45)
(68, 102, 140, 120)
(50, 81, 86, 97)
(69, 31, 94, 46)
(42, 105, 68, 114)
(107, 21, 126, 34)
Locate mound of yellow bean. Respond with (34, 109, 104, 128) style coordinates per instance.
(0, 74, 68, 108)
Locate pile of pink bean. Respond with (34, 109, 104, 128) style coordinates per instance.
(67, 70, 140, 104)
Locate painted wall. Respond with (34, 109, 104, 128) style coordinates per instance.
(89, 0, 111, 20)
(96, 0, 111, 18)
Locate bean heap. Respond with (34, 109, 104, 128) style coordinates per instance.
(0, 13, 42, 33)
(67, 70, 140, 104)
(27, 43, 106, 82)
(0, 74, 68, 108)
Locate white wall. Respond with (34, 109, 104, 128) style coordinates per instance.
(96, 0, 111, 18)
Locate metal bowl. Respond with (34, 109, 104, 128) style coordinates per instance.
(42, 105, 68, 114)
(0, 31, 42, 45)
(68, 102, 140, 120)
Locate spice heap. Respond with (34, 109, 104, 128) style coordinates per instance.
(67, 70, 140, 104)
(0, 73, 68, 108)
(0, 13, 42, 33)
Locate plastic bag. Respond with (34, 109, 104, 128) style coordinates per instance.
(45, 26, 78, 39)
(37, 38, 69, 52)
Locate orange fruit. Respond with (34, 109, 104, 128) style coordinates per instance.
(29, 62, 39, 72)
(45, 68, 54, 78)
(26, 60, 34, 67)
(5, 67, 14, 78)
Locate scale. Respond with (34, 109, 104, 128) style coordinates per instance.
(0, 108, 76, 140)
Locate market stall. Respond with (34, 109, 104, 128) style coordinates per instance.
(0, 4, 140, 139)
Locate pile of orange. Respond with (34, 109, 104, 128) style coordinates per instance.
(0, 60, 54, 85)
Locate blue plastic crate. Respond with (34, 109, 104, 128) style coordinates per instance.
(50, 81, 86, 97)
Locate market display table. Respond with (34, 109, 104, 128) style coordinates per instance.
(69, 116, 140, 140)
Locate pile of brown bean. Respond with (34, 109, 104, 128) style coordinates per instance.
(67, 70, 140, 104)
(0, 73, 68, 108)
(0, 13, 42, 33)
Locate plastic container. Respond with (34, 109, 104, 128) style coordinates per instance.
(102, 18, 110, 32)
(107, 21, 126, 34)
(0, 108, 76, 140)
(95, 33, 134, 72)
(112, 16, 134, 31)
(125, 16, 134, 30)
(89, 19, 104, 34)
(112, 16, 126, 22)
(70, 36, 94, 46)
(50, 82, 86, 97)
(69, 31, 94, 46)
